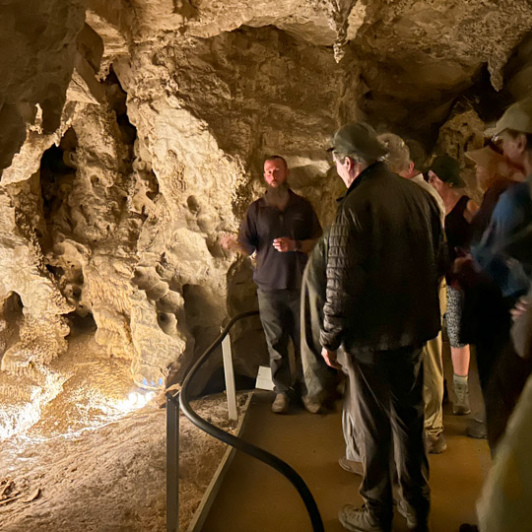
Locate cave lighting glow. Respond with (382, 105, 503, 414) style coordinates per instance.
(114, 390, 156, 414)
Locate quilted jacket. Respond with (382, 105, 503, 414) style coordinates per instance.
(320, 162, 444, 352)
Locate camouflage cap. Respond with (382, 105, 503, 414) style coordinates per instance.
(329, 122, 388, 162)
(492, 98, 532, 137)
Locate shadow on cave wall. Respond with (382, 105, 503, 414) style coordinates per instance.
(0, 292, 24, 365)
(223, 258, 269, 390)
(38, 129, 78, 250)
(181, 283, 226, 396)
(180, 258, 268, 397)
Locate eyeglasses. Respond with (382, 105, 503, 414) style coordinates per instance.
(487, 130, 508, 154)
(488, 137, 504, 153)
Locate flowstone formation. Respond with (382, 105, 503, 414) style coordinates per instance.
(1, 0, 532, 440)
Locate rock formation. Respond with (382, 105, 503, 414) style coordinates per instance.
(1, 0, 532, 437)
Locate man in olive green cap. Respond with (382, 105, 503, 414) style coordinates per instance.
(321, 122, 443, 532)
(471, 97, 532, 451)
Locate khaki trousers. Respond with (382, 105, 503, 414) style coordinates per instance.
(423, 279, 446, 437)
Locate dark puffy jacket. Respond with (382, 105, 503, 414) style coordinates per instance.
(320, 162, 443, 352)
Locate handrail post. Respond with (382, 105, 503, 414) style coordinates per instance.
(167, 393, 179, 532)
(221, 333, 238, 421)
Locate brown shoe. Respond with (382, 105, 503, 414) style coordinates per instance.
(339, 456, 363, 476)
(271, 393, 289, 414)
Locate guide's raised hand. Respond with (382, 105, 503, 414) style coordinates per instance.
(220, 233, 238, 251)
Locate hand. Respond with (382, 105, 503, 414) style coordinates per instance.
(511, 297, 529, 322)
(321, 347, 342, 370)
(273, 237, 296, 252)
(220, 233, 238, 251)
(452, 254, 473, 274)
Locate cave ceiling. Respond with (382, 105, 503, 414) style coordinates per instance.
(86, 0, 532, 134)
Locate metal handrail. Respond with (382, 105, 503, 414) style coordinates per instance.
(171, 309, 324, 532)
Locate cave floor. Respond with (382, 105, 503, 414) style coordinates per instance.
(203, 347, 490, 532)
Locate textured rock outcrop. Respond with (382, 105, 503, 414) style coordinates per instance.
(350, 0, 532, 138)
(1, 0, 532, 408)
(109, 24, 352, 387)
(0, 167, 72, 371)
(0, 0, 85, 170)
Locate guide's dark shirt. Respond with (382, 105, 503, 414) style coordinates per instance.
(239, 190, 322, 291)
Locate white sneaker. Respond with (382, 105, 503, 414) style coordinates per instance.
(302, 395, 322, 414)
(339, 456, 364, 476)
(271, 393, 289, 414)
(338, 504, 388, 532)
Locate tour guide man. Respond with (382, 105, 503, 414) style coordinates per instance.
(321, 123, 443, 532)
(221, 155, 322, 414)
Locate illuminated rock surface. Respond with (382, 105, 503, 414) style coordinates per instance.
(1, 1, 532, 529)
(0, 326, 246, 531)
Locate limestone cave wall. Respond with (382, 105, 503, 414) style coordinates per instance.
(1, 0, 532, 423)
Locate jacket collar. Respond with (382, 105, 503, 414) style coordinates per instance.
(336, 162, 385, 203)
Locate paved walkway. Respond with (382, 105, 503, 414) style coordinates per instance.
(203, 352, 491, 532)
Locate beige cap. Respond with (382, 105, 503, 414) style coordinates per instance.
(465, 146, 506, 169)
(492, 98, 532, 137)
(377, 133, 410, 174)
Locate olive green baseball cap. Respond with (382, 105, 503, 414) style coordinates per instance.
(328, 122, 388, 161)
(491, 98, 532, 137)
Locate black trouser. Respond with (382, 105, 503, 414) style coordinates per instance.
(477, 319, 532, 452)
(257, 289, 301, 394)
(474, 299, 532, 453)
(345, 345, 430, 529)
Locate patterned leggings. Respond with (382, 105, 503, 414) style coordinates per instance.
(445, 285, 467, 348)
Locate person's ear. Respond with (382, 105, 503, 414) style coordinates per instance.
(409, 161, 415, 174)
(517, 133, 528, 154)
